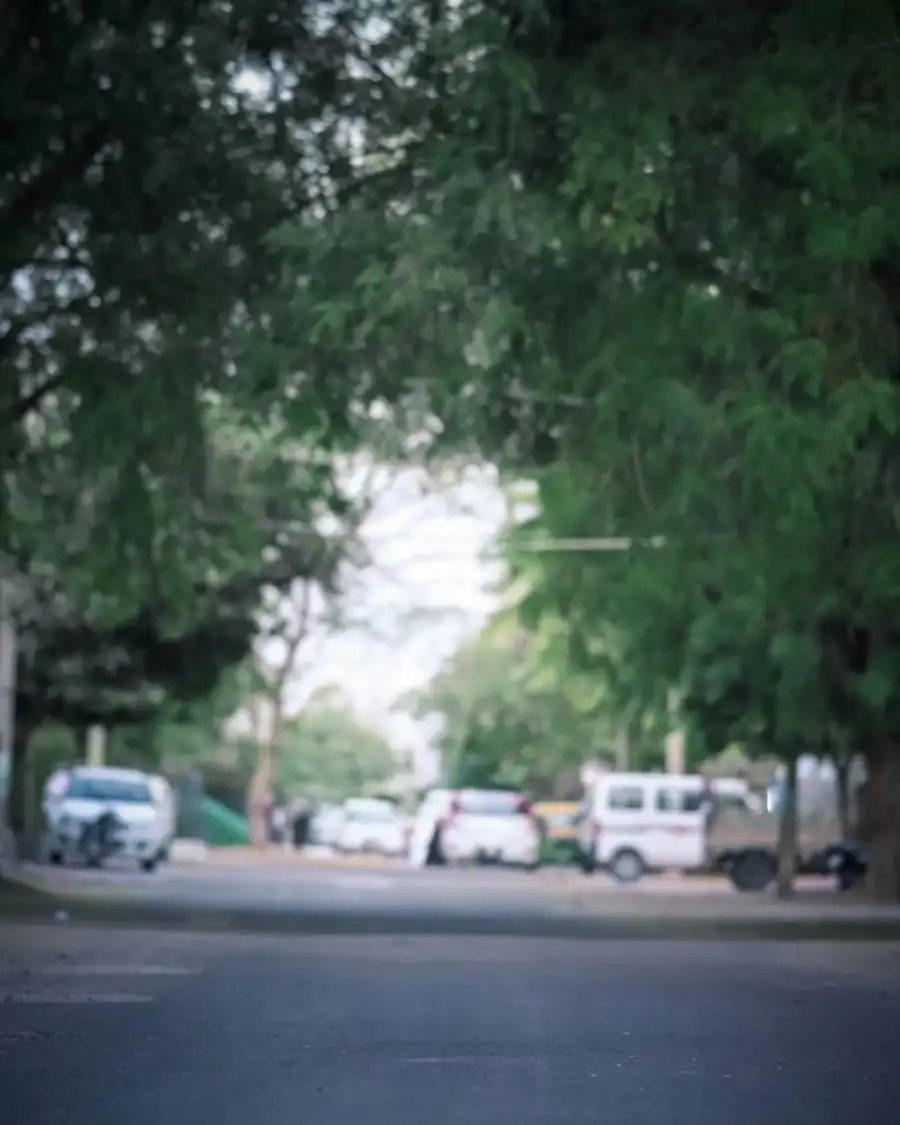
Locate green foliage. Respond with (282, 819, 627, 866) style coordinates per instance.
(5, 402, 354, 831)
(270, 702, 399, 803)
(0, 0, 397, 608)
(408, 615, 621, 797)
(275, 3, 900, 809)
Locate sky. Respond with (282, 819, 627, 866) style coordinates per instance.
(244, 463, 511, 786)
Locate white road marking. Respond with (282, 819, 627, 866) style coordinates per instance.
(1, 991, 153, 1003)
(36, 965, 197, 976)
(404, 1057, 476, 1064)
(325, 875, 395, 890)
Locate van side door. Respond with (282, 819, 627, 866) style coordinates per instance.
(645, 782, 707, 869)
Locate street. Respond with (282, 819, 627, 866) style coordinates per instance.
(1, 924, 899, 1125)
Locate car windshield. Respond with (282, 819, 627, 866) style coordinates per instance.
(459, 791, 522, 816)
(347, 803, 396, 823)
(66, 776, 152, 804)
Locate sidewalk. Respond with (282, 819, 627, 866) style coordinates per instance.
(3, 864, 900, 940)
(199, 845, 391, 868)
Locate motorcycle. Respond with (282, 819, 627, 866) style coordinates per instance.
(77, 807, 126, 868)
(827, 841, 869, 891)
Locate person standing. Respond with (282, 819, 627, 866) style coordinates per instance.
(290, 796, 311, 851)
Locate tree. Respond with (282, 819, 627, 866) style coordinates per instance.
(5, 521, 338, 834)
(3, 392, 366, 836)
(238, 578, 322, 846)
(502, 480, 838, 895)
(269, 1, 900, 898)
(0, 0, 407, 606)
(407, 613, 610, 797)
(272, 698, 398, 804)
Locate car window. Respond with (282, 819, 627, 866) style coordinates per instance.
(356, 807, 396, 824)
(656, 787, 701, 813)
(606, 785, 645, 811)
(66, 776, 152, 804)
(717, 793, 753, 817)
(458, 791, 522, 816)
(347, 802, 395, 823)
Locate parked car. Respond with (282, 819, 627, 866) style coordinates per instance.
(310, 803, 346, 848)
(43, 766, 170, 872)
(335, 798, 406, 856)
(438, 789, 542, 870)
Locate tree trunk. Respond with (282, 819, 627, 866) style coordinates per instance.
(861, 743, 900, 902)
(246, 740, 273, 849)
(6, 721, 36, 839)
(834, 758, 851, 840)
(775, 757, 798, 899)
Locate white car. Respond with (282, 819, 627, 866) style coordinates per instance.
(310, 803, 347, 848)
(335, 798, 407, 856)
(44, 766, 170, 871)
(439, 789, 542, 870)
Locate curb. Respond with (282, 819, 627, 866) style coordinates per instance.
(1, 866, 126, 901)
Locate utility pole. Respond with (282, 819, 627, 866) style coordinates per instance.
(86, 725, 106, 766)
(664, 689, 685, 774)
(614, 723, 630, 770)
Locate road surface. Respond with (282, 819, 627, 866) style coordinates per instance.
(1, 924, 898, 1125)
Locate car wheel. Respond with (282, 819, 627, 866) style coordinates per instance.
(729, 850, 776, 892)
(48, 849, 63, 866)
(524, 860, 541, 872)
(140, 857, 158, 873)
(578, 850, 596, 874)
(609, 848, 645, 884)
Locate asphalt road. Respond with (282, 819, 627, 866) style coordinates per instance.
(1, 925, 899, 1125)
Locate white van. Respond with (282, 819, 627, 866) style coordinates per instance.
(577, 772, 752, 883)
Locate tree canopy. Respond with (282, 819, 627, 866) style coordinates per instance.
(265, 0, 900, 896)
(272, 699, 399, 804)
(0, 0, 404, 608)
(406, 608, 675, 797)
